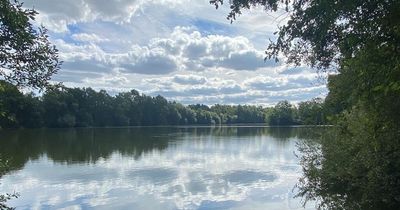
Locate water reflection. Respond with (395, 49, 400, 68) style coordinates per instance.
(0, 126, 319, 209)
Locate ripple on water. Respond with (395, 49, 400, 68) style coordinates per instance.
(128, 168, 178, 184)
(222, 170, 277, 185)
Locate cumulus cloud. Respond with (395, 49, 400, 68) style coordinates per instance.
(244, 74, 317, 92)
(52, 26, 276, 78)
(22, 0, 327, 104)
(244, 76, 285, 91)
(120, 53, 178, 75)
(23, 0, 171, 32)
(140, 71, 325, 105)
(23, 0, 88, 32)
(62, 60, 110, 73)
(150, 27, 276, 71)
(172, 75, 207, 85)
(221, 51, 266, 70)
(71, 33, 109, 43)
(52, 70, 103, 84)
(277, 66, 312, 75)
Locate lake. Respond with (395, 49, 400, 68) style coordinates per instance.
(0, 126, 318, 210)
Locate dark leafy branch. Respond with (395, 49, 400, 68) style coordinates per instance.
(211, 0, 400, 69)
(0, 0, 61, 89)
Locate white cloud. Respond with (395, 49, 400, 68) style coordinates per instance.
(24, 0, 150, 32)
(172, 75, 207, 85)
(221, 50, 268, 70)
(120, 52, 178, 75)
(150, 27, 276, 72)
(20, 0, 327, 104)
(71, 33, 109, 43)
(244, 74, 317, 91)
(52, 27, 276, 77)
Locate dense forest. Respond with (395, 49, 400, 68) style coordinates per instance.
(0, 80, 328, 128)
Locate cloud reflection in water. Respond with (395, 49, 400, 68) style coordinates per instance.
(0, 127, 314, 210)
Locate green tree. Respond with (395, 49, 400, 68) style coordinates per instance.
(91, 90, 114, 126)
(0, 0, 61, 89)
(18, 93, 44, 128)
(0, 6, 61, 207)
(266, 100, 295, 126)
(166, 103, 182, 125)
(236, 105, 265, 123)
(177, 104, 197, 124)
(0, 80, 24, 128)
(298, 98, 325, 125)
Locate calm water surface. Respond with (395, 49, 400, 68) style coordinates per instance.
(0, 126, 317, 210)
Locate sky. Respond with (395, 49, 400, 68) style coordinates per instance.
(23, 0, 327, 106)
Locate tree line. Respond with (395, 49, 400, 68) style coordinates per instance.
(0, 80, 329, 128)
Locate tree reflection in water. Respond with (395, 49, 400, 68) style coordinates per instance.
(0, 126, 327, 209)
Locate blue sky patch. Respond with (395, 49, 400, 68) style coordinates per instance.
(192, 19, 235, 36)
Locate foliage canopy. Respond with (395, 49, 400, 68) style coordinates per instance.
(0, 0, 61, 89)
(211, 0, 400, 209)
(211, 0, 400, 69)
